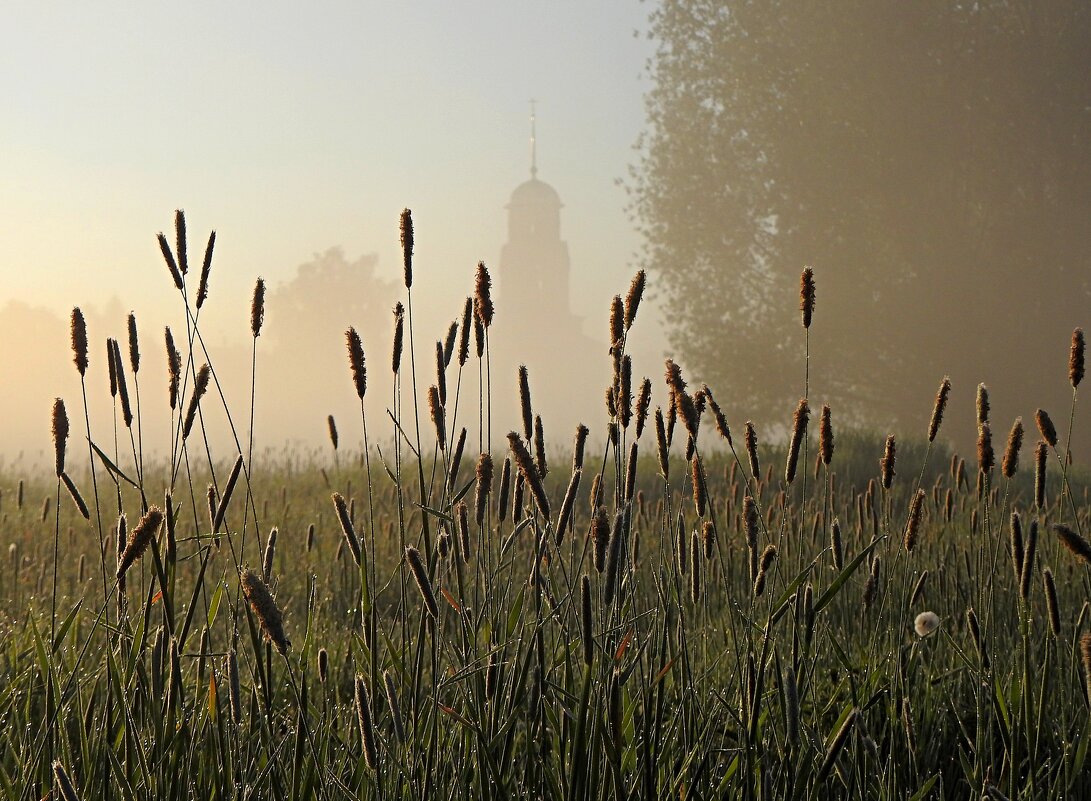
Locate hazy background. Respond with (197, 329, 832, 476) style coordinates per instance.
(5, 2, 1089, 473)
(1, 2, 660, 464)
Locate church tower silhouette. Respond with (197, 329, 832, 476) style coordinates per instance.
(499, 104, 582, 339)
(491, 104, 605, 440)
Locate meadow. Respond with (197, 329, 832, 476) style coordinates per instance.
(3, 210, 1091, 800)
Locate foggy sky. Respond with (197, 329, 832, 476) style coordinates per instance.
(1, 2, 663, 461)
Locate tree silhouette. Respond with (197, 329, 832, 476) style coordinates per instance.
(263, 247, 396, 436)
(633, 1, 1091, 448)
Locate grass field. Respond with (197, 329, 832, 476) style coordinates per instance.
(3, 211, 1091, 800)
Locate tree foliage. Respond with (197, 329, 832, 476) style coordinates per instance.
(268, 246, 395, 362)
(634, 1, 1091, 446)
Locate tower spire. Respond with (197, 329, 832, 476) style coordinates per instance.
(529, 99, 538, 179)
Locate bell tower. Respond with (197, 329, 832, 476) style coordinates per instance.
(499, 104, 577, 334)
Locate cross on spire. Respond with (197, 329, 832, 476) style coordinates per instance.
(530, 99, 538, 179)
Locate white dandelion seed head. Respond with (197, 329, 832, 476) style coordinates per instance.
(914, 611, 940, 637)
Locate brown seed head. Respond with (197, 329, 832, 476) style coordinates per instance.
(1072, 328, 1086, 389)
(785, 398, 810, 485)
(458, 296, 472, 366)
(518, 365, 533, 441)
(428, 386, 446, 448)
(928, 376, 951, 442)
(703, 385, 732, 446)
(384, 668, 405, 742)
(1081, 634, 1091, 706)
(745, 421, 760, 477)
(106, 338, 118, 397)
(327, 415, 338, 450)
(442, 321, 457, 368)
(507, 431, 550, 518)
(497, 457, 511, 520)
(434, 341, 447, 406)
(470, 312, 483, 363)
(880, 434, 896, 489)
(976, 383, 990, 426)
(158, 231, 183, 290)
(127, 312, 140, 374)
(609, 294, 624, 349)
(675, 511, 689, 577)
(226, 648, 242, 722)
(863, 556, 881, 608)
(1020, 519, 1037, 601)
(61, 472, 89, 520)
(665, 359, 699, 441)
(1001, 418, 1023, 478)
(117, 507, 164, 581)
(1055, 523, 1091, 565)
(391, 302, 405, 374)
(196, 230, 215, 310)
(456, 501, 471, 562)
(111, 338, 133, 428)
(754, 544, 777, 596)
(400, 208, 414, 289)
(819, 404, 833, 465)
(182, 364, 211, 440)
(165, 327, 181, 410)
(70, 308, 88, 377)
(241, 568, 289, 654)
(619, 355, 633, 428)
(556, 467, 581, 546)
(250, 278, 265, 338)
(475, 261, 494, 328)
(206, 485, 217, 533)
(625, 441, 639, 501)
(353, 675, 379, 769)
(1035, 440, 1048, 510)
(52, 397, 69, 477)
(800, 266, 815, 329)
(405, 546, 438, 618)
(702, 520, 716, 560)
(332, 492, 362, 566)
(977, 422, 994, 475)
(635, 378, 652, 439)
(572, 423, 589, 472)
(904, 489, 925, 553)
(346, 327, 367, 399)
(624, 269, 646, 329)
(591, 506, 609, 572)
(830, 518, 844, 571)
(692, 454, 707, 516)
(474, 452, 493, 525)
(604, 510, 627, 607)
(263, 527, 278, 581)
(174, 209, 188, 275)
(1036, 409, 1058, 448)
(533, 415, 547, 477)
(655, 407, 669, 479)
(743, 495, 759, 580)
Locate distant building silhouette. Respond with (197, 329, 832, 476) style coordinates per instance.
(499, 109, 582, 336)
(492, 106, 606, 440)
